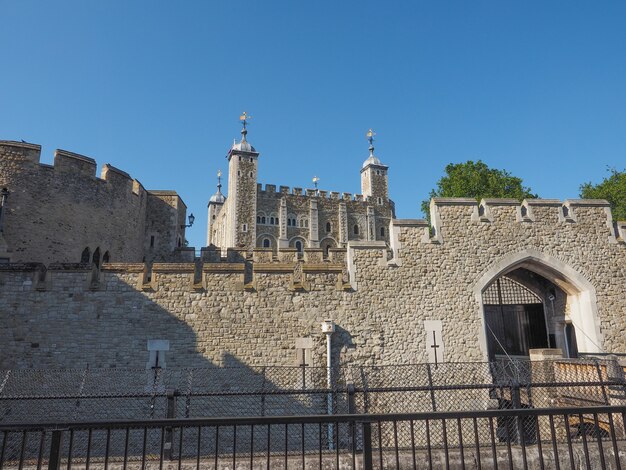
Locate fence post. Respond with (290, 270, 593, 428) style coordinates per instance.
(593, 358, 609, 405)
(511, 383, 523, 444)
(165, 389, 176, 460)
(347, 383, 356, 414)
(47, 430, 63, 470)
(361, 422, 373, 470)
(346, 384, 356, 455)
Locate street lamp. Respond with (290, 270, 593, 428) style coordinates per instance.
(181, 213, 195, 229)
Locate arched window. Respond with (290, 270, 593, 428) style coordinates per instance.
(353, 224, 359, 235)
(287, 219, 292, 226)
(325, 245, 331, 257)
(263, 238, 271, 248)
(326, 222, 331, 233)
(377, 197, 383, 205)
(257, 216, 261, 223)
(380, 227, 385, 237)
(295, 240, 303, 253)
(212, 215, 216, 220)
(80, 247, 90, 264)
(102, 251, 110, 263)
(261, 216, 266, 224)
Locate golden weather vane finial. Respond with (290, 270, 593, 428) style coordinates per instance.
(240, 111, 251, 127)
(239, 112, 251, 141)
(366, 129, 376, 156)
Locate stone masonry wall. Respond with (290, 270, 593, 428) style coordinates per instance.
(255, 185, 393, 248)
(0, 141, 148, 265)
(1, 198, 625, 372)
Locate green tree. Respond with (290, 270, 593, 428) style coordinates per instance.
(580, 168, 626, 221)
(421, 160, 537, 217)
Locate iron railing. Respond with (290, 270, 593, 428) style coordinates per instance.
(0, 405, 624, 469)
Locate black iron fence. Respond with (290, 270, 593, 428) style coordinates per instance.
(0, 405, 625, 469)
(1, 358, 625, 425)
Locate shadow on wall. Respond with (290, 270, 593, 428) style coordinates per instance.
(0, 266, 356, 425)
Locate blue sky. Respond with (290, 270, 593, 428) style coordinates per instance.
(1, 1, 625, 248)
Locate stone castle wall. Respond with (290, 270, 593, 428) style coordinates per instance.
(1, 198, 624, 371)
(0, 141, 186, 265)
(254, 184, 394, 249)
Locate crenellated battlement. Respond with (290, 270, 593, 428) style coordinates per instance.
(0, 140, 146, 197)
(256, 182, 367, 202)
(0, 140, 186, 265)
(422, 197, 621, 243)
(0, 244, 352, 294)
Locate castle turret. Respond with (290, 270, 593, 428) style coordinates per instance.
(206, 170, 226, 246)
(360, 129, 389, 203)
(224, 112, 259, 249)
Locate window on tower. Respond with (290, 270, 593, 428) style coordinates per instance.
(326, 222, 331, 233)
(353, 224, 359, 235)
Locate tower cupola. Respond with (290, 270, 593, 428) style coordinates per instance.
(360, 129, 389, 201)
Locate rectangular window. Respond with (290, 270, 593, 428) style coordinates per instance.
(242, 224, 248, 232)
(150, 235, 155, 248)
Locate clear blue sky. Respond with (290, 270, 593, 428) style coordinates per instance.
(1, 1, 625, 248)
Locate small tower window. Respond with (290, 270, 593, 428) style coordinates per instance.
(212, 215, 216, 220)
(103, 251, 110, 263)
(287, 219, 292, 226)
(353, 225, 359, 235)
(326, 222, 331, 233)
(238, 171, 241, 176)
(263, 238, 271, 248)
(150, 236, 155, 248)
(377, 197, 383, 205)
(295, 240, 303, 253)
(249, 172, 253, 177)
(270, 217, 275, 225)
(81, 247, 90, 263)
(380, 227, 385, 237)
(242, 224, 248, 232)
(257, 216, 261, 223)
(262, 216, 266, 224)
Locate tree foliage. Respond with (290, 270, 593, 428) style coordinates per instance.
(580, 168, 626, 221)
(421, 160, 537, 217)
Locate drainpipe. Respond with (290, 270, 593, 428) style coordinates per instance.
(322, 319, 336, 449)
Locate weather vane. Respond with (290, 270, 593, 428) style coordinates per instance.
(239, 111, 251, 130)
(366, 129, 376, 155)
(217, 169, 222, 185)
(312, 176, 320, 190)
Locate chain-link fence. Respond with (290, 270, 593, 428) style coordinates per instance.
(1, 358, 625, 427)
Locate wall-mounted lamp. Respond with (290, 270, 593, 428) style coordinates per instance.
(181, 213, 195, 229)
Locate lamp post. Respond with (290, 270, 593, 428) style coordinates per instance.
(321, 319, 336, 449)
(0, 188, 9, 233)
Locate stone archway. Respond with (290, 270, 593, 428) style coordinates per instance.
(473, 249, 603, 360)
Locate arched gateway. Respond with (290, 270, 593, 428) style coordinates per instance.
(473, 249, 603, 361)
